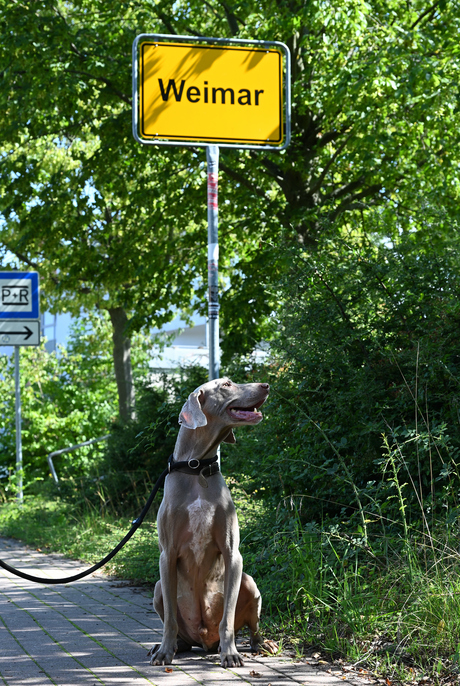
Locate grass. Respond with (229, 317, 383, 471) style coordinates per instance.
(0, 474, 269, 585)
(0, 492, 160, 584)
(257, 520, 460, 684)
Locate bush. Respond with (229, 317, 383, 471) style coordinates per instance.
(56, 364, 209, 514)
(223, 209, 460, 535)
(0, 310, 155, 500)
(0, 315, 118, 498)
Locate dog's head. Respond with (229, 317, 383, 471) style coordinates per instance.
(178, 377, 269, 443)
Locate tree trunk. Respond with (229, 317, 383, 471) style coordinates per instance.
(108, 307, 136, 422)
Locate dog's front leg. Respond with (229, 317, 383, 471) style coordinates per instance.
(150, 550, 178, 665)
(219, 548, 244, 667)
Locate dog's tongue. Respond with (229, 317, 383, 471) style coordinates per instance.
(230, 409, 261, 420)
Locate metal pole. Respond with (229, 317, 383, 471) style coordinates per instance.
(14, 346, 23, 504)
(207, 145, 220, 381)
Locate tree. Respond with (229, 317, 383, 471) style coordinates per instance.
(0, 131, 208, 419)
(0, 0, 265, 410)
(223, 0, 460, 239)
(0, 0, 459, 376)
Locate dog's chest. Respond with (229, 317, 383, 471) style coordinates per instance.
(186, 496, 215, 565)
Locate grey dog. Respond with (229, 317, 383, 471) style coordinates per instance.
(148, 377, 276, 668)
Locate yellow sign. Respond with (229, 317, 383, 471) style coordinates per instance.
(137, 41, 285, 147)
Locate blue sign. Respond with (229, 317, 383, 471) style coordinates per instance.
(0, 272, 40, 320)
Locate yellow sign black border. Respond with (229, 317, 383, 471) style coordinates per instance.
(132, 34, 291, 150)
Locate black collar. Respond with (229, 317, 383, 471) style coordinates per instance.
(167, 453, 220, 488)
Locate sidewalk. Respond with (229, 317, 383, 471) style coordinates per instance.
(0, 536, 364, 686)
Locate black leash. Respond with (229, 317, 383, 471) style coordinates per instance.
(0, 454, 218, 585)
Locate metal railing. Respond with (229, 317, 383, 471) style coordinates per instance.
(47, 435, 110, 485)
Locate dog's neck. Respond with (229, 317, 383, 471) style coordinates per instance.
(173, 424, 229, 462)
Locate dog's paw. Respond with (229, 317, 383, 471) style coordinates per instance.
(250, 633, 279, 655)
(148, 643, 175, 666)
(150, 651, 175, 666)
(260, 639, 278, 655)
(147, 644, 160, 659)
(220, 650, 244, 668)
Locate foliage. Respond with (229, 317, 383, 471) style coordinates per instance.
(1, 0, 459, 362)
(49, 363, 209, 512)
(94, 364, 209, 509)
(0, 0, 266, 347)
(242, 499, 460, 682)
(2, 230, 460, 681)
(223, 204, 460, 531)
(2, 443, 460, 683)
(106, 363, 209, 473)
(0, 2, 459, 679)
(0, 311, 153, 497)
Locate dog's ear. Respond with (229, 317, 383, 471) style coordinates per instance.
(223, 429, 236, 444)
(179, 390, 207, 429)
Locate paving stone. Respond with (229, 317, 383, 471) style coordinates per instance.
(0, 536, 357, 686)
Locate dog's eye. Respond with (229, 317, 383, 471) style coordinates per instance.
(223, 381, 232, 387)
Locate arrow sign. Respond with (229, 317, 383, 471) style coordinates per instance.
(0, 320, 40, 346)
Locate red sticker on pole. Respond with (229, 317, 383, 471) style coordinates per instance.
(207, 172, 218, 210)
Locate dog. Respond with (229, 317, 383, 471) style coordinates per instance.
(148, 377, 276, 668)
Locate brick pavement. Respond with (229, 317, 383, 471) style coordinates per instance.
(0, 536, 362, 686)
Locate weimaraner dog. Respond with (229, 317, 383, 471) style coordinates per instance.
(148, 377, 276, 668)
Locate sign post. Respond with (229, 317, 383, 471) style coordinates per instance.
(132, 34, 291, 381)
(207, 145, 220, 378)
(14, 347, 23, 502)
(0, 271, 40, 504)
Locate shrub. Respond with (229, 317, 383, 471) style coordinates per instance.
(224, 210, 460, 533)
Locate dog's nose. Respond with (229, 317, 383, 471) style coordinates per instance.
(260, 383, 270, 390)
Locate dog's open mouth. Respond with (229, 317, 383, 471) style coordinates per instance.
(227, 399, 266, 423)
